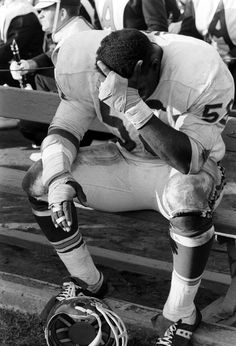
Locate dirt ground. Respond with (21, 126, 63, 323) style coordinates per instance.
(0, 126, 234, 314)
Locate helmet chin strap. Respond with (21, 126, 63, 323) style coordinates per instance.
(52, 0, 61, 37)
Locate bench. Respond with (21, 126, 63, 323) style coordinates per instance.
(0, 85, 236, 329)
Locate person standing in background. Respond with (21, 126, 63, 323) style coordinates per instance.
(0, 0, 44, 129)
(95, 0, 181, 31)
(178, 0, 236, 107)
(0, 0, 44, 87)
(10, 0, 96, 148)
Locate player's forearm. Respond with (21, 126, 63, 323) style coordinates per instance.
(138, 115, 192, 174)
(41, 128, 79, 187)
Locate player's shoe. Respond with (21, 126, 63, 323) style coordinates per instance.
(40, 274, 108, 322)
(156, 308, 202, 346)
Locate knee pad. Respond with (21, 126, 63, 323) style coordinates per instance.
(22, 159, 46, 197)
(169, 216, 215, 278)
(170, 213, 213, 238)
(163, 170, 214, 219)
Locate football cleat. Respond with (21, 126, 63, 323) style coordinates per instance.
(40, 276, 109, 322)
(156, 309, 202, 346)
(44, 295, 128, 346)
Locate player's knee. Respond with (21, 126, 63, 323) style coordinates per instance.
(22, 159, 46, 197)
(163, 170, 214, 219)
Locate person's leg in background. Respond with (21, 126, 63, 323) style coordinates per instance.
(228, 63, 236, 109)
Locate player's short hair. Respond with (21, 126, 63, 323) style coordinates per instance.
(96, 29, 153, 78)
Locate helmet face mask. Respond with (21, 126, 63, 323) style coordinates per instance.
(44, 296, 128, 346)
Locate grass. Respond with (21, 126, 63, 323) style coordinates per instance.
(0, 308, 158, 346)
(0, 308, 45, 346)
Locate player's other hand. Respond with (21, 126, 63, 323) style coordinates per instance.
(48, 176, 87, 232)
(10, 59, 29, 80)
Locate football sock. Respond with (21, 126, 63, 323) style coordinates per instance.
(56, 242, 101, 290)
(163, 225, 215, 324)
(163, 270, 199, 324)
(30, 199, 101, 292)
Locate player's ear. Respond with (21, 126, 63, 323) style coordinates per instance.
(150, 57, 160, 72)
(134, 60, 143, 75)
(60, 8, 67, 21)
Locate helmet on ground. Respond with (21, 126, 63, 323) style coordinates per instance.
(44, 296, 128, 346)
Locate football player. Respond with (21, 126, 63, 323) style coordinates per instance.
(22, 28, 234, 346)
(94, 0, 181, 31)
(179, 0, 236, 104)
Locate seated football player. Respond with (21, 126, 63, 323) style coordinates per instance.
(22, 28, 234, 345)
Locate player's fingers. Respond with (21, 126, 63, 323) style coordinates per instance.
(51, 203, 65, 229)
(68, 181, 87, 206)
(97, 60, 111, 77)
(50, 211, 59, 228)
(62, 201, 72, 232)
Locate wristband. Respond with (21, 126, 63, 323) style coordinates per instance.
(98, 71, 153, 129)
(48, 175, 76, 206)
(41, 134, 76, 187)
(125, 98, 153, 129)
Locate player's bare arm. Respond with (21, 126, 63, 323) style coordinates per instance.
(97, 60, 192, 174)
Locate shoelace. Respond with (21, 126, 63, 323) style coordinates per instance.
(156, 323, 178, 345)
(57, 281, 77, 301)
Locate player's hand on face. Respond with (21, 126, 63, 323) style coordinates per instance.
(97, 60, 111, 77)
(48, 178, 87, 232)
(96, 59, 141, 88)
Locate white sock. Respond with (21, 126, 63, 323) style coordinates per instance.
(163, 271, 200, 324)
(57, 242, 101, 291)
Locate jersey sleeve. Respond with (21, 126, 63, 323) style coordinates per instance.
(175, 81, 233, 173)
(49, 71, 99, 143)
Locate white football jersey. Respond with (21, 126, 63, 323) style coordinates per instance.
(52, 30, 233, 166)
(190, 0, 236, 57)
(94, 0, 128, 29)
(93, 0, 175, 31)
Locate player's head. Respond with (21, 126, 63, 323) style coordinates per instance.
(44, 295, 128, 346)
(96, 29, 163, 100)
(35, 0, 81, 34)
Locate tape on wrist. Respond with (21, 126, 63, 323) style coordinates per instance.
(41, 135, 75, 187)
(125, 99, 153, 129)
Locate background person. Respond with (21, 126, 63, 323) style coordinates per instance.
(178, 0, 236, 106)
(95, 0, 181, 31)
(0, 0, 44, 129)
(10, 0, 96, 148)
(0, 0, 44, 87)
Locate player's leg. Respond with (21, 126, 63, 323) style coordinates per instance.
(71, 142, 170, 212)
(22, 157, 107, 317)
(155, 166, 225, 345)
(22, 142, 166, 302)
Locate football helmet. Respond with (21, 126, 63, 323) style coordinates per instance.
(44, 295, 128, 346)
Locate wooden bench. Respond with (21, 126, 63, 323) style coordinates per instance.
(0, 86, 236, 329)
